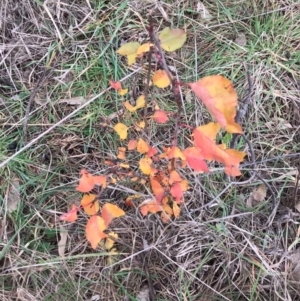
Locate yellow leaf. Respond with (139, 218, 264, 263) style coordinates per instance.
(137, 121, 145, 129)
(173, 201, 181, 218)
(116, 42, 140, 66)
(118, 88, 128, 96)
(159, 28, 187, 52)
(124, 96, 145, 112)
(153, 70, 171, 88)
(119, 163, 130, 169)
(81, 194, 99, 216)
(135, 95, 145, 110)
(137, 138, 149, 154)
(124, 101, 136, 112)
(139, 157, 152, 175)
(137, 43, 153, 56)
(102, 203, 125, 227)
(105, 232, 118, 250)
(114, 123, 128, 140)
(195, 122, 221, 141)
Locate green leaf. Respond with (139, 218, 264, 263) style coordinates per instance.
(159, 28, 187, 52)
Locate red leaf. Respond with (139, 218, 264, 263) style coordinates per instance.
(109, 80, 122, 90)
(128, 139, 137, 150)
(60, 204, 78, 223)
(147, 146, 158, 158)
(183, 147, 209, 172)
(152, 110, 169, 123)
(171, 182, 183, 203)
(188, 75, 242, 133)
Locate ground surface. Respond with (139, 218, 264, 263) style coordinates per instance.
(1, 0, 300, 300)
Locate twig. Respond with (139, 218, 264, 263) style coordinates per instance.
(23, 68, 48, 144)
(230, 62, 253, 149)
(143, 15, 154, 126)
(148, 16, 182, 169)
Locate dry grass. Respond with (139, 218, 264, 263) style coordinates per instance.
(1, 0, 300, 300)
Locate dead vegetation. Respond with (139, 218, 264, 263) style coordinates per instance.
(1, 0, 300, 300)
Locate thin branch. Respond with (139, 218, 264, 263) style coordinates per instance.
(147, 15, 182, 170)
(230, 62, 253, 149)
(23, 67, 48, 144)
(143, 16, 154, 125)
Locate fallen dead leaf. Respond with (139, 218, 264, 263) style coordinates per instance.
(234, 33, 247, 47)
(295, 202, 300, 213)
(136, 285, 150, 301)
(7, 177, 21, 212)
(252, 184, 267, 202)
(196, 2, 213, 21)
(58, 224, 68, 258)
(246, 184, 267, 207)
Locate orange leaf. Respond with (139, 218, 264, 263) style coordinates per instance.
(76, 169, 95, 192)
(114, 123, 128, 140)
(86, 215, 107, 249)
(140, 199, 162, 216)
(110, 80, 122, 90)
(154, 171, 169, 187)
(193, 126, 246, 176)
(180, 179, 189, 192)
(163, 203, 173, 215)
(169, 170, 182, 185)
(81, 194, 99, 215)
(128, 139, 137, 150)
(161, 212, 172, 224)
(159, 28, 187, 52)
(101, 203, 125, 227)
(183, 147, 209, 172)
(153, 70, 171, 88)
(93, 175, 107, 189)
(173, 201, 181, 218)
(117, 147, 126, 160)
(160, 146, 186, 161)
(152, 110, 169, 123)
(188, 75, 242, 133)
(60, 204, 78, 223)
(137, 42, 153, 56)
(150, 178, 165, 203)
(139, 157, 152, 175)
(137, 138, 149, 154)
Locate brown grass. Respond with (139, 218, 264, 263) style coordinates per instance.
(1, 0, 300, 300)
